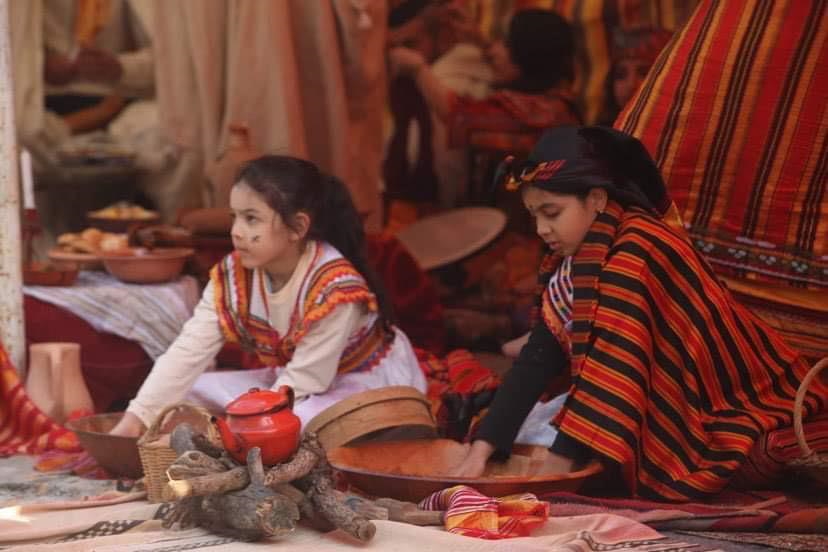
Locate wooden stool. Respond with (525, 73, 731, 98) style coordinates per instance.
(26, 342, 93, 424)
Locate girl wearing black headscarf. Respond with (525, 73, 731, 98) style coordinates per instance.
(450, 126, 826, 501)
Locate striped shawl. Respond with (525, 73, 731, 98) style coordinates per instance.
(540, 201, 827, 500)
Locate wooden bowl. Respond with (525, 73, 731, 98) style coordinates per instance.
(328, 439, 603, 503)
(306, 386, 437, 451)
(100, 247, 194, 284)
(23, 262, 79, 286)
(64, 412, 143, 479)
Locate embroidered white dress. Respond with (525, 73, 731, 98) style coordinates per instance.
(128, 241, 426, 428)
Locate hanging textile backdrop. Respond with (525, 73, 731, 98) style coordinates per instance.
(152, 0, 387, 223)
(615, 0, 827, 359)
(616, 0, 826, 290)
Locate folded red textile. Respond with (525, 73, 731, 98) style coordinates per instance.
(419, 484, 550, 539)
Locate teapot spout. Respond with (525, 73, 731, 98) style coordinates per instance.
(211, 415, 240, 453)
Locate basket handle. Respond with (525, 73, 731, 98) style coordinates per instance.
(137, 403, 209, 446)
(793, 357, 828, 458)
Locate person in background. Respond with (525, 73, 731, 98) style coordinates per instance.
(110, 156, 427, 436)
(449, 125, 827, 501)
(389, 8, 580, 162)
(598, 27, 673, 126)
(42, 0, 154, 134)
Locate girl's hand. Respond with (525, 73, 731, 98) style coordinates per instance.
(389, 47, 427, 76)
(449, 440, 495, 478)
(109, 411, 146, 438)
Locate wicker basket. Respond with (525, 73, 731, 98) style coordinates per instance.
(137, 403, 219, 503)
(788, 357, 828, 486)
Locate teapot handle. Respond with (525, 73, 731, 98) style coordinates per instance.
(277, 385, 295, 410)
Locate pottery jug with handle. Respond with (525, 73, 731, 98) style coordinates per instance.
(26, 343, 94, 424)
(207, 123, 259, 208)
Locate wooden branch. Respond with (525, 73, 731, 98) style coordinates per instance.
(163, 467, 249, 501)
(170, 423, 198, 456)
(332, 490, 389, 520)
(374, 498, 444, 526)
(309, 488, 376, 541)
(167, 465, 219, 480)
(246, 448, 265, 486)
(264, 447, 318, 486)
(171, 450, 228, 474)
(192, 433, 225, 458)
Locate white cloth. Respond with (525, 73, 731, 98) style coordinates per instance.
(23, 271, 200, 359)
(128, 242, 425, 427)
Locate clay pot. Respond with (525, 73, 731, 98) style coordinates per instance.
(207, 124, 259, 208)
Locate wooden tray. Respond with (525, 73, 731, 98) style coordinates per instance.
(328, 439, 603, 502)
(48, 247, 103, 270)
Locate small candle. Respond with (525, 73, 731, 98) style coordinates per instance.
(20, 149, 34, 209)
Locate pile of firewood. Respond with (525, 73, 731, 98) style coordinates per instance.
(160, 424, 442, 542)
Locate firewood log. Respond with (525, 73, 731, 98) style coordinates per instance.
(190, 448, 300, 541)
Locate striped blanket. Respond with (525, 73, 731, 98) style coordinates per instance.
(24, 271, 200, 359)
(617, 0, 827, 289)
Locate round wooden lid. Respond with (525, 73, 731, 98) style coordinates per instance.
(395, 207, 507, 270)
(305, 386, 430, 434)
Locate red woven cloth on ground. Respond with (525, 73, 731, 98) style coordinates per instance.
(418, 349, 501, 441)
(0, 341, 83, 456)
(540, 489, 828, 533)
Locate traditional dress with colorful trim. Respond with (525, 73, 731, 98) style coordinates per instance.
(126, 241, 425, 428)
(200, 241, 425, 425)
(539, 201, 826, 500)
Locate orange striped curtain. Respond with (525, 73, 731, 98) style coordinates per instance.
(466, 0, 697, 123)
(617, 0, 827, 289)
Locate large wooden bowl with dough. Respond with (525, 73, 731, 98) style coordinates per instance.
(328, 438, 603, 502)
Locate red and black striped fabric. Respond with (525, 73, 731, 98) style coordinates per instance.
(616, 0, 827, 289)
(544, 201, 826, 501)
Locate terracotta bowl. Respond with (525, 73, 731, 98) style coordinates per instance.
(48, 248, 103, 271)
(100, 247, 194, 284)
(328, 439, 603, 503)
(23, 262, 79, 286)
(65, 412, 143, 479)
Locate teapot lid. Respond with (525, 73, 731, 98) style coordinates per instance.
(225, 387, 289, 416)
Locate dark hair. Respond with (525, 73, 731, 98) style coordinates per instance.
(506, 9, 575, 93)
(235, 155, 395, 338)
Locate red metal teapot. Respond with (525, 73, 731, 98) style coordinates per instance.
(212, 386, 301, 466)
